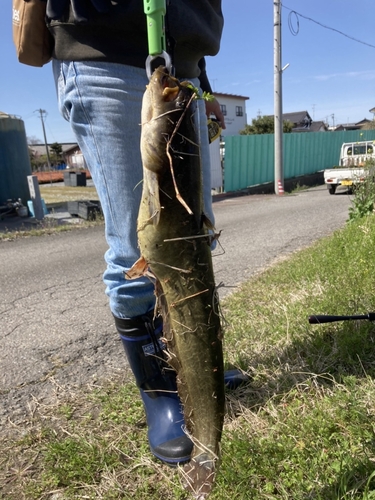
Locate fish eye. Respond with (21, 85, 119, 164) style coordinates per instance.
(176, 95, 188, 108)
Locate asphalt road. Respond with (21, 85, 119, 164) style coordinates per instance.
(0, 185, 352, 429)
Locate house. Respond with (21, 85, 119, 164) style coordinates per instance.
(309, 121, 328, 132)
(29, 143, 84, 168)
(282, 111, 313, 131)
(212, 92, 249, 137)
(206, 91, 249, 191)
(334, 118, 371, 131)
(264, 110, 324, 132)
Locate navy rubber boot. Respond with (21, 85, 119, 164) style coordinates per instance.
(224, 369, 250, 390)
(114, 312, 193, 465)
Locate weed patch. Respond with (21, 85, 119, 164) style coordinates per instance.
(2, 216, 375, 498)
(348, 159, 375, 222)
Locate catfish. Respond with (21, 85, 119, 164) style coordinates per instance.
(127, 66, 225, 499)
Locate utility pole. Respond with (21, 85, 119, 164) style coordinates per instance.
(36, 109, 51, 170)
(274, 0, 283, 195)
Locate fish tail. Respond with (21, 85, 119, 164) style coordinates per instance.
(181, 452, 219, 499)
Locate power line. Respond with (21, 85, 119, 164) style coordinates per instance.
(283, 4, 375, 50)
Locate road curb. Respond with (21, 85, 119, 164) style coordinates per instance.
(213, 171, 324, 201)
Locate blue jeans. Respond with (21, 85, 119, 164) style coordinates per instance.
(53, 61, 214, 319)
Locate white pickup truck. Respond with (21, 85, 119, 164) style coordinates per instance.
(324, 140, 375, 194)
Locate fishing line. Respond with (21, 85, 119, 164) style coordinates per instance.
(283, 4, 375, 49)
(287, 10, 299, 36)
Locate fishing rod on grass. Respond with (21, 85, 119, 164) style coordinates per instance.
(309, 312, 375, 324)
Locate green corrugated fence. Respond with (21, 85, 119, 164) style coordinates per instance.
(224, 130, 375, 193)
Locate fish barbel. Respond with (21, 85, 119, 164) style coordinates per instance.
(127, 66, 225, 499)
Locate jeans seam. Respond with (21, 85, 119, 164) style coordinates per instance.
(69, 63, 123, 255)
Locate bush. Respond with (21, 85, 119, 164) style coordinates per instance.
(347, 159, 375, 222)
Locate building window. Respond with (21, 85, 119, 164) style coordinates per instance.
(236, 106, 243, 117)
(220, 104, 227, 116)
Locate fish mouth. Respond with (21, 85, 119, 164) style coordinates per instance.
(159, 68, 175, 88)
(157, 67, 183, 103)
(150, 66, 194, 109)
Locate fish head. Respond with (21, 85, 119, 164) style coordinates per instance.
(146, 66, 195, 116)
(140, 66, 199, 223)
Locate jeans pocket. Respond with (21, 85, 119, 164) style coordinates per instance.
(52, 60, 71, 121)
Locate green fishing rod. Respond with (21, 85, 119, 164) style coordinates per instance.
(143, 0, 173, 79)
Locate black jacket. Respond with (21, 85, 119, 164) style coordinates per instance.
(47, 0, 223, 91)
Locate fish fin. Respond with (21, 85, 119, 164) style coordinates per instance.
(182, 453, 218, 499)
(144, 170, 161, 225)
(201, 213, 215, 231)
(200, 214, 222, 247)
(124, 256, 149, 280)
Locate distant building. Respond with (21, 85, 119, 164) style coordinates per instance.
(30, 143, 83, 168)
(334, 119, 371, 131)
(263, 110, 331, 132)
(265, 110, 326, 132)
(213, 92, 249, 136)
(282, 111, 313, 131)
(309, 121, 328, 132)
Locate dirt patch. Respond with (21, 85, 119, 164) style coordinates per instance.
(33, 170, 92, 184)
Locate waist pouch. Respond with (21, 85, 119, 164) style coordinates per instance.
(12, 0, 53, 67)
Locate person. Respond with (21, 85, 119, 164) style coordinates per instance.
(44, 0, 226, 466)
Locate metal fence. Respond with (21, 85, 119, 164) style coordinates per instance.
(224, 129, 375, 193)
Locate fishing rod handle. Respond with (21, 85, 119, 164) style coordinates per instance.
(308, 314, 367, 324)
(144, 0, 166, 56)
(309, 312, 375, 324)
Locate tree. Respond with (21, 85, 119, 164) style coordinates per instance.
(240, 115, 293, 135)
(28, 149, 48, 172)
(50, 142, 63, 158)
(49, 142, 64, 165)
(27, 135, 42, 145)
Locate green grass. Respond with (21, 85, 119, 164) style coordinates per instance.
(2, 213, 375, 499)
(0, 215, 104, 241)
(0, 185, 102, 241)
(39, 184, 99, 204)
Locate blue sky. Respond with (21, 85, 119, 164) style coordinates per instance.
(1, 1, 374, 143)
